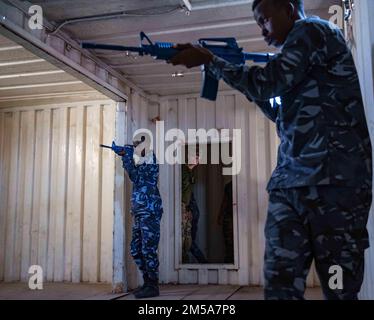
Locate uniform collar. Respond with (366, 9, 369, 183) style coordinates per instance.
(134, 150, 154, 165)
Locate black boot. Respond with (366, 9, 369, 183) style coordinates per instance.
(132, 285, 144, 295)
(134, 279, 159, 299)
(132, 274, 150, 294)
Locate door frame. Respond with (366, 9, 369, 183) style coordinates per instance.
(174, 138, 240, 271)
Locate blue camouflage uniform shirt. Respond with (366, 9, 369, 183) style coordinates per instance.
(122, 145, 163, 215)
(208, 17, 372, 191)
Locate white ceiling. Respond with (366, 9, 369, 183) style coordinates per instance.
(0, 33, 106, 106)
(1, 0, 341, 100)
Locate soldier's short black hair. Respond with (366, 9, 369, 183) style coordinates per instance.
(252, 0, 304, 12)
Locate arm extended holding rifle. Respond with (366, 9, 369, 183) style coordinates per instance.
(81, 32, 274, 101)
(100, 141, 133, 156)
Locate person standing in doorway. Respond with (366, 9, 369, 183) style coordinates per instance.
(182, 148, 208, 263)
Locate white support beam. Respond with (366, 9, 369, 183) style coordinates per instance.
(0, 0, 144, 102)
(112, 101, 127, 293)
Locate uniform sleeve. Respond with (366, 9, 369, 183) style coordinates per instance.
(121, 145, 138, 182)
(208, 21, 327, 103)
(135, 154, 159, 187)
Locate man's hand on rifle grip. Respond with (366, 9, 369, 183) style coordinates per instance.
(168, 43, 214, 69)
(111, 141, 126, 156)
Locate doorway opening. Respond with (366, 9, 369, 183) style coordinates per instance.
(178, 142, 236, 266)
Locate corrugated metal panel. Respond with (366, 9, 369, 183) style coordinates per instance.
(0, 100, 116, 283)
(351, 0, 374, 300)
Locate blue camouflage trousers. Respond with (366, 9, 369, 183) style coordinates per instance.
(131, 211, 161, 282)
(265, 186, 371, 300)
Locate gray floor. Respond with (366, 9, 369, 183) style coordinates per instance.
(0, 283, 323, 300)
(119, 285, 323, 300)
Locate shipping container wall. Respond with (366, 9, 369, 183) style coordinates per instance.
(350, 0, 374, 299)
(0, 100, 116, 283)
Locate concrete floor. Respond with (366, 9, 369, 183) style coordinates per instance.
(0, 283, 324, 300)
(119, 285, 323, 300)
(0, 282, 122, 300)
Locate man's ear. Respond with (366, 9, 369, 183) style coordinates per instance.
(288, 2, 295, 18)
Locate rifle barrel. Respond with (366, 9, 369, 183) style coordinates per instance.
(82, 42, 143, 53)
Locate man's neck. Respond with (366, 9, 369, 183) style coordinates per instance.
(280, 12, 307, 50)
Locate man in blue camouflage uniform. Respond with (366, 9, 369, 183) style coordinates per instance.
(170, 0, 372, 300)
(113, 136, 163, 299)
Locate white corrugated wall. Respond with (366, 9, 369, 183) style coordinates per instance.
(0, 100, 116, 283)
(351, 0, 374, 299)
